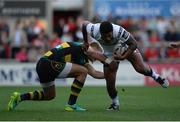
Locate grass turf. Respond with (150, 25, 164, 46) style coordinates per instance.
(0, 86, 180, 121)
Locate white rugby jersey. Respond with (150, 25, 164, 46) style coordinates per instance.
(86, 22, 130, 56)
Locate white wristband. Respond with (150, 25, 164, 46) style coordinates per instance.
(105, 57, 113, 64)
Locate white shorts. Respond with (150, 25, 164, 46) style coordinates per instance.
(57, 62, 72, 78)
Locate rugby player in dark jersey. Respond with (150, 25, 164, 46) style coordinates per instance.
(8, 42, 107, 112)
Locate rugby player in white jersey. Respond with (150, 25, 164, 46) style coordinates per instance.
(82, 21, 169, 111)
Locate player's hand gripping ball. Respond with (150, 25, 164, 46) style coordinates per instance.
(113, 44, 127, 55)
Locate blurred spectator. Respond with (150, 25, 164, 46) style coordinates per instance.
(25, 18, 38, 43)
(49, 32, 63, 48)
(121, 16, 136, 32)
(107, 13, 116, 23)
(61, 31, 73, 42)
(147, 18, 157, 31)
(15, 46, 28, 62)
(156, 16, 169, 39)
(28, 46, 41, 62)
(74, 27, 83, 42)
(0, 18, 10, 58)
(11, 19, 28, 58)
(32, 30, 48, 51)
(167, 48, 180, 58)
(73, 16, 84, 41)
(148, 30, 160, 43)
(166, 47, 180, 63)
(0, 31, 11, 58)
(32, 16, 46, 35)
(54, 18, 65, 38)
(144, 43, 159, 62)
(164, 27, 180, 42)
(67, 17, 76, 33)
(159, 41, 167, 60)
(92, 13, 101, 23)
(0, 18, 9, 35)
(0, 15, 180, 63)
(138, 16, 148, 31)
(137, 30, 149, 48)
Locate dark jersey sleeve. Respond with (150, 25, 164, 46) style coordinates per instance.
(42, 42, 89, 65)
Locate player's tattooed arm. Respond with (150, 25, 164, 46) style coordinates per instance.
(124, 35, 137, 57)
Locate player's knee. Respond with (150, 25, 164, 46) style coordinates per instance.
(79, 67, 88, 77)
(76, 67, 88, 82)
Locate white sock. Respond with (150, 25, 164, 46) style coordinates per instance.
(151, 69, 159, 80)
(112, 96, 119, 105)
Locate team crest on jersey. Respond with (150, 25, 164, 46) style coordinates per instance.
(51, 61, 63, 72)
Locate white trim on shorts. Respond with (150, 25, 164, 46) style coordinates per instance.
(57, 62, 72, 78)
(41, 81, 55, 88)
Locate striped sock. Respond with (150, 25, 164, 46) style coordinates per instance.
(68, 79, 84, 105)
(20, 90, 44, 101)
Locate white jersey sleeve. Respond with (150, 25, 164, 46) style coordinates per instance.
(86, 23, 101, 39)
(86, 23, 104, 53)
(112, 24, 130, 43)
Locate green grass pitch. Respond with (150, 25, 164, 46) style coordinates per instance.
(0, 86, 180, 121)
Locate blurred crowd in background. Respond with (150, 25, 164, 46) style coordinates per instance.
(0, 15, 180, 63)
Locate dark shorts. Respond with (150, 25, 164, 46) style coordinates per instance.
(36, 58, 65, 84)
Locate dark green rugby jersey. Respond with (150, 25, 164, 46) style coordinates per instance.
(43, 42, 88, 65)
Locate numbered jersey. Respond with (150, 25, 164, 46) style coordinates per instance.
(43, 42, 88, 65)
(86, 22, 130, 56)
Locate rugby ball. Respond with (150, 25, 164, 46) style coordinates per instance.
(113, 44, 127, 55)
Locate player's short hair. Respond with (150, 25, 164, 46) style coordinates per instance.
(100, 21, 113, 34)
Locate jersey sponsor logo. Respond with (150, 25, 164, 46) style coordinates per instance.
(44, 51, 53, 57)
(65, 54, 71, 62)
(55, 42, 70, 49)
(61, 42, 70, 48)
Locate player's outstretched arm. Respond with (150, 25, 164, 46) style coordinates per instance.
(85, 63, 104, 79)
(169, 41, 180, 48)
(86, 47, 108, 63)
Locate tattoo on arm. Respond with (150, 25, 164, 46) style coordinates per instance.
(126, 35, 137, 50)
